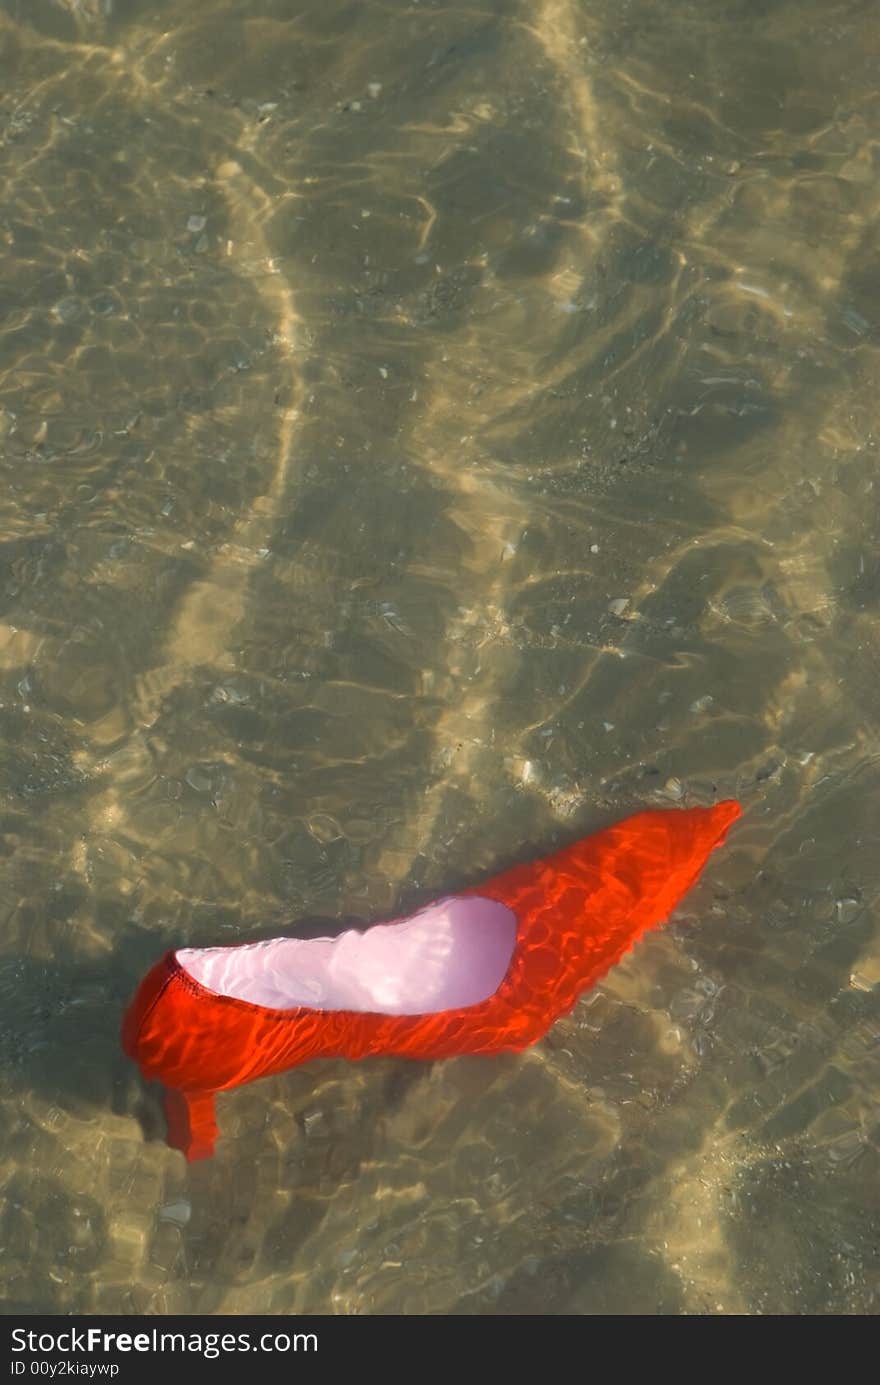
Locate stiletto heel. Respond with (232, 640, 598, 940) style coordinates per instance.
(164, 1089, 218, 1162)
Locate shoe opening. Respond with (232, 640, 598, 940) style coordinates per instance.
(177, 895, 517, 1015)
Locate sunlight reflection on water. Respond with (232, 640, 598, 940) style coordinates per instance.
(0, 0, 878, 1315)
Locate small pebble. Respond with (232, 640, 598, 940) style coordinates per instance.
(159, 1200, 191, 1227)
(91, 293, 117, 316)
(664, 776, 684, 800)
(834, 896, 861, 925)
(187, 215, 206, 233)
(607, 598, 629, 616)
(755, 760, 780, 782)
(302, 1110, 327, 1138)
(308, 814, 344, 844)
(53, 297, 81, 323)
(185, 766, 213, 793)
(689, 695, 714, 713)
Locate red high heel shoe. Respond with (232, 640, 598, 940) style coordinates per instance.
(122, 800, 741, 1159)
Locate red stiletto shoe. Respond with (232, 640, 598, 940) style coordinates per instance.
(122, 800, 741, 1159)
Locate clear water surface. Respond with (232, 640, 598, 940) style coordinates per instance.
(0, 0, 879, 1315)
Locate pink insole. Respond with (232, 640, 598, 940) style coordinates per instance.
(177, 896, 517, 1015)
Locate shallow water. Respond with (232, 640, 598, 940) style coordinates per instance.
(1, 0, 879, 1315)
